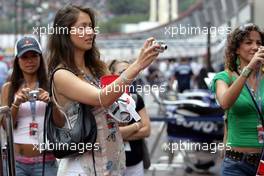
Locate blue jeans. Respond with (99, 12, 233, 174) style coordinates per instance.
(15, 160, 58, 176)
(221, 157, 257, 176)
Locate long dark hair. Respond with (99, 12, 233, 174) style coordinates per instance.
(8, 54, 48, 107)
(225, 23, 264, 72)
(47, 4, 108, 78)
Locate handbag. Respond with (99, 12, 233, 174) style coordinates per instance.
(44, 67, 97, 158)
(42, 67, 97, 175)
(142, 139, 151, 169)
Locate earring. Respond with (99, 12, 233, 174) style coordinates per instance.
(236, 57, 240, 66)
(236, 57, 241, 71)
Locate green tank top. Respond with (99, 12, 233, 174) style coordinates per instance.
(211, 71, 264, 148)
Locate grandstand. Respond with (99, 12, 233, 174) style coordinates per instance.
(0, 0, 263, 70)
(97, 0, 262, 70)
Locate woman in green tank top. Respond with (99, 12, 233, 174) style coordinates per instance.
(211, 24, 264, 176)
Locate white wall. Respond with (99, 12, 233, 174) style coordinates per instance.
(254, 0, 264, 29)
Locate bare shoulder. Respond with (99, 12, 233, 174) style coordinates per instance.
(53, 68, 77, 83)
(51, 67, 99, 106)
(1, 82, 11, 93)
(1, 82, 11, 105)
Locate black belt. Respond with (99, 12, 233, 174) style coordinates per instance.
(225, 150, 261, 166)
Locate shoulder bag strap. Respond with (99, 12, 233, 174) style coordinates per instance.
(245, 84, 264, 127)
(234, 70, 264, 126)
(48, 67, 77, 97)
(42, 67, 76, 176)
(43, 67, 97, 176)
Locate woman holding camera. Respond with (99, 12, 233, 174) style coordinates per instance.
(211, 24, 264, 175)
(47, 4, 160, 176)
(109, 60, 151, 176)
(1, 36, 57, 176)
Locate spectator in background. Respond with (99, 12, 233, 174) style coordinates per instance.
(1, 36, 58, 176)
(146, 61, 162, 85)
(173, 57, 194, 92)
(0, 56, 8, 92)
(196, 67, 209, 89)
(211, 23, 264, 176)
(109, 60, 151, 176)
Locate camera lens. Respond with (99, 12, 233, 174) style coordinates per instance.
(153, 41, 167, 52)
(160, 44, 167, 50)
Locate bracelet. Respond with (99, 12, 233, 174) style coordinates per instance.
(120, 72, 134, 84)
(241, 67, 252, 78)
(11, 103, 19, 109)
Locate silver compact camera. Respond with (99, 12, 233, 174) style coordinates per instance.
(28, 90, 39, 101)
(153, 41, 167, 53)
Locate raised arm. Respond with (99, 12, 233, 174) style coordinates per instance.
(216, 48, 264, 110)
(53, 38, 161, 107)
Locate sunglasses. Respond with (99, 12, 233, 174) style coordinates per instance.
(118, 69, 126, 75)
(239, 23, 257, 31)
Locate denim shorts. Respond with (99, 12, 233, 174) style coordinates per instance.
(15, 160, 58, 176)
(221, 157, 258, 176)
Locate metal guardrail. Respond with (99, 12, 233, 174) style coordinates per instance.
(0, 106, 16, 176)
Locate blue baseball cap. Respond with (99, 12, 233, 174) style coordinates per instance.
(15, 36, 42, 57)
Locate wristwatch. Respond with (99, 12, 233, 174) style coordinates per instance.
(241, 67, 252, 78)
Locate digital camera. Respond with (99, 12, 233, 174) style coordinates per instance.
(153, 41, 167, 53)
(28, 90, 39, 101)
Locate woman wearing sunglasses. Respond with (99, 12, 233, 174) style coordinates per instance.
(109, 60, 151, 176)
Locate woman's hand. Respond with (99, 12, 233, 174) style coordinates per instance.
(134, 37, 161, 71)
(38, 88, 50, 103)
(13, 88, 30, 106)
(134, 121, 143, 131)
(247, 46, 264, 70)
